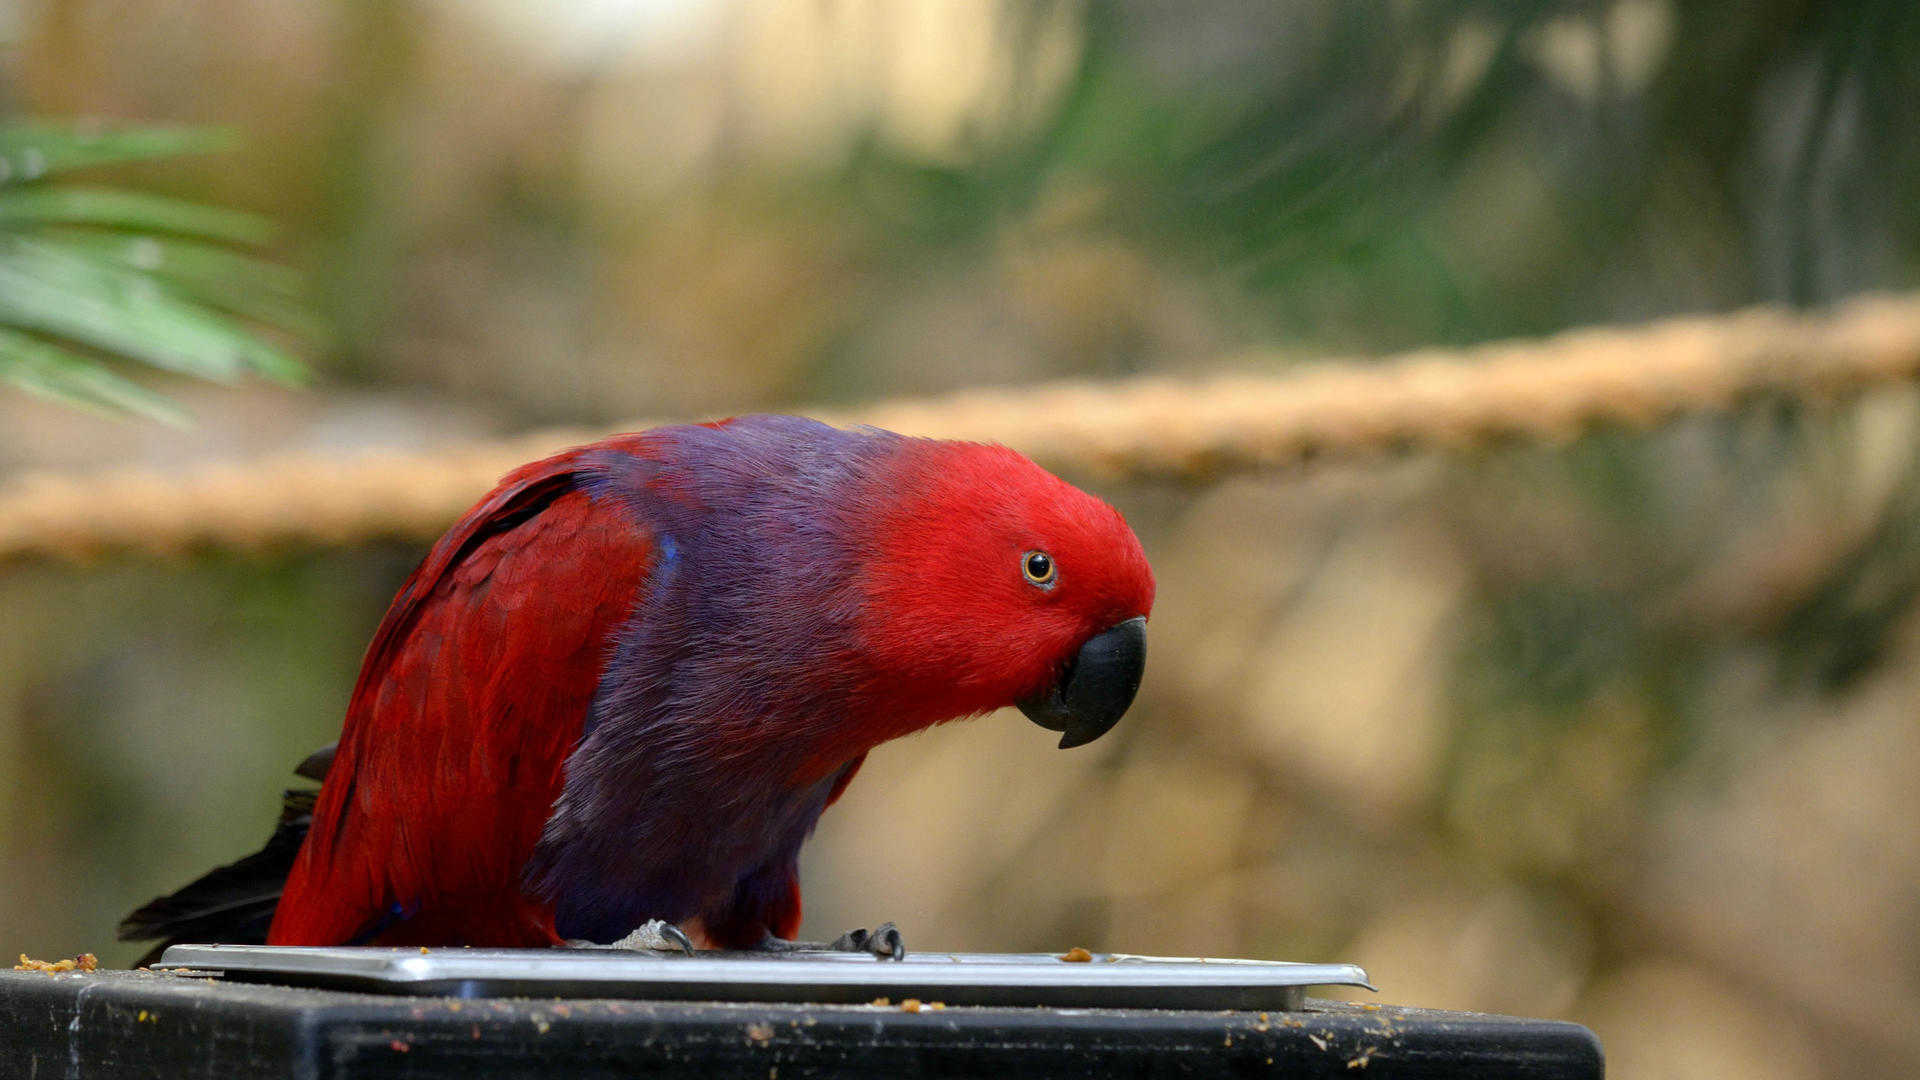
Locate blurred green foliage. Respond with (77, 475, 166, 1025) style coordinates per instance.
(0, 124, 309, 422)
(833, 0, 1920, 348)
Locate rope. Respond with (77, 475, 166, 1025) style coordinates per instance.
(6, 292, 1920, 563)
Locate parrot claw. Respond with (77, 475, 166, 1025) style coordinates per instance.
(568, 918, 697, 956)
(658, 921, 698, 956)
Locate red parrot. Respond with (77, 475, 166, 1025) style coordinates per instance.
(121, 416, 1153, 959)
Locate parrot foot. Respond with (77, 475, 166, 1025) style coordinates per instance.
(830, 922, 906, 960)
(758, 921, 906, 961)
(567, 918, 697, 956)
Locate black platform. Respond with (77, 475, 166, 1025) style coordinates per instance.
(1, 968, 1603, 1079)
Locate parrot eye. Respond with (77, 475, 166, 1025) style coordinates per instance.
(1022, 550, 1057, 588)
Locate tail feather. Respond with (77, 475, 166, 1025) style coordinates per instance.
(118, 786, 318, 967)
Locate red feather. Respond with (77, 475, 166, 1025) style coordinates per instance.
(269, 444, 656, 946)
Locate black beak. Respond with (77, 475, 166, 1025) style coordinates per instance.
(1018, 617, 1147, 749)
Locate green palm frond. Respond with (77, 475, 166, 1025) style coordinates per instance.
(0, 124, 239, 179)
(0, 123, 311, 424)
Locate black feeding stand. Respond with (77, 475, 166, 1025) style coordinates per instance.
(1, 946, 1602, 1079)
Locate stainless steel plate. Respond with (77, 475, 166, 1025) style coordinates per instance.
(155, 944, 1372, 1011)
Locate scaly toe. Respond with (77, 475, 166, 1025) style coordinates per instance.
(867, 921, 906, 961)
(569, 918, 696, 955)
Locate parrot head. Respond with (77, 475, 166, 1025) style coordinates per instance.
(861, 440, 1156, 748)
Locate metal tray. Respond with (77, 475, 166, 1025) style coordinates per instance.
(156, 944, 1372, 1011)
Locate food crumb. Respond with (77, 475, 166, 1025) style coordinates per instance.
(420, 947, 430, 954)
(745, 1022, 775, 1044)
(899, 999, 922, 1013)
(14, 953, 97, 973)
(1059, 947, 1093, 963)
(1347, 1049, 1375, 1069)
(389, 1040, 411, 1053)
(870, 997, 891, 1007)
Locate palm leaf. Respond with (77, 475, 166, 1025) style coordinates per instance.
(0, 187, 274, 245)
(0, 238, 304, 385)
(0, 326, 189, 425)
(50, 231, 323, 338)
(0, 124, 237, 182)
(0, 123, 312, 420)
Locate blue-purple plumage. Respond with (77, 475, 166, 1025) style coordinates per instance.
(533, 416, 910, 942)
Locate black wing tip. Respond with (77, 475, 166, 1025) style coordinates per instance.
(293, 744, 336, 782)
(117, 785, 317, 949)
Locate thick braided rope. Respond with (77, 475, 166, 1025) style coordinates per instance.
(5, 292, 1920, 563)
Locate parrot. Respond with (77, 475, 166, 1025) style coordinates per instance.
(120, 415, 1154, 962)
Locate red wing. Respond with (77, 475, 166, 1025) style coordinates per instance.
(270, 443, 655, 946)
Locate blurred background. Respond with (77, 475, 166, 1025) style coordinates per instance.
(3, 2, 1920, 1077)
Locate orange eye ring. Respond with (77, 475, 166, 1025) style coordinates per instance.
(1022, 550, 1057, 587)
